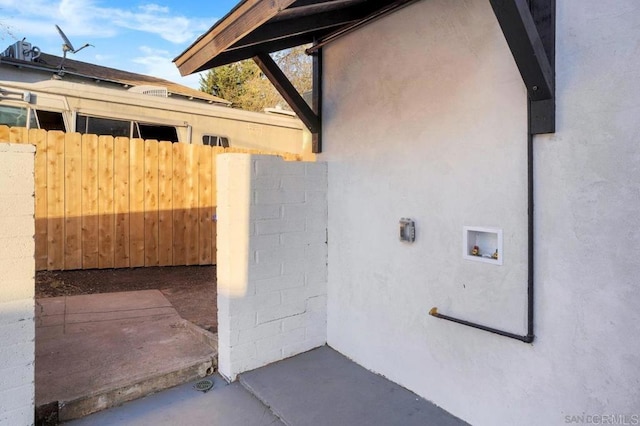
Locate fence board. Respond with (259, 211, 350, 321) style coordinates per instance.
(64, 133, 83, 269)
(98, 136, 115, 268)
(31, 129, 48, 270)
(114, 137, 130, 268)
(158, 142, 173, 266)
(198, 145, 213, 265)
(7, 127, 301, 270)
(130, 138, 145, 267)
(82, 134, 99, 268)
(172, 143, 187, 265)
(46, 131, 65, 270)
(184, 145, 199, 265)
(144, 140, 159, 266)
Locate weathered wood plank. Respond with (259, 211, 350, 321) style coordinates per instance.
(81, 134, 100, 269)
(46, 131, 65, 270)
(198, 145, 213, 265)
(158, 141, 173, 266)
(31, 129, 48, 271)
(98, 135, 115, 269)
(114, 137, 131, 268)
(172, 143, 187, 265)
(64, 132, 83, 270)
(144, 140, 160, 267)
(184, 144, 199, 265)
(130, 138, 146, 267)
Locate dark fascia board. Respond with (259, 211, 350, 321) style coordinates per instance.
(175, 0, 299, 76)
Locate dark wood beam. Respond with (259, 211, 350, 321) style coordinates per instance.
(200, 32, 328, 71)
(528, 0, 555, 134)
(489, 0, 553, 101)
(312, 49, 323, 153)
(253, 52, 320, 133)
(229, 7, 365, 51)
(175, 0, 298, 76)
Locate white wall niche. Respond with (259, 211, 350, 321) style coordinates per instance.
(463, 226, 503, 266)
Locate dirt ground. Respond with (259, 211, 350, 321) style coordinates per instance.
(36, 266, 217, 332)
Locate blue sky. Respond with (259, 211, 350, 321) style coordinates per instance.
(0, 0, 240, 88)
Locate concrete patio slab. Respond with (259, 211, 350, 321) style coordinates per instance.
(35, 290, 217, 423)
(239, 346, 468, 426)
(68, 345, 467, 426)
(67, 374, 284, 426)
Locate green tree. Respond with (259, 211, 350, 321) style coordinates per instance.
(199, 45, 312, 112)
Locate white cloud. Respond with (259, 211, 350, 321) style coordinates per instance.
(133, 46, 203, 89)
(0, 0, 215, 44)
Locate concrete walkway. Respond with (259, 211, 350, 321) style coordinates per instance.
(36, 290, 217, 423)
(67, 346, 468, 425)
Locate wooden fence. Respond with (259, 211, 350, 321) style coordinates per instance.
(1, 126, 300, 271)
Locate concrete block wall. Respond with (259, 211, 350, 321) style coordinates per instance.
(217, 154, 327, 381)
(0, 144, 35, 426)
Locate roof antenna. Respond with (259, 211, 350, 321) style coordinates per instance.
(55, 25, 93, 75)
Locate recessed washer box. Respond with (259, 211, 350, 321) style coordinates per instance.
(463, 226, 503, 265)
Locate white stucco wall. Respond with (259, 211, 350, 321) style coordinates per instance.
(216, 154, 327, 381)
(321, 0, 640, 425)
(0, 143, 35, 426)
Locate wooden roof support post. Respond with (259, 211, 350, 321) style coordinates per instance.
(253, 51, 321, 135)
(489, 0, 555, 134)
(311, 48, 322, 153)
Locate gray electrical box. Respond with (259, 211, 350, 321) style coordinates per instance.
(399, 218, 415, 243)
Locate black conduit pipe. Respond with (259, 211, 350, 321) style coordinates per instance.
(429, 100, 535, 344)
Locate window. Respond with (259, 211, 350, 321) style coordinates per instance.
(202, 135, 229, 147)
(0, 105, 33, 128)
(76, 115, 130, 137)
(35, 110, 65, 131)
(134, 122, 179, 142)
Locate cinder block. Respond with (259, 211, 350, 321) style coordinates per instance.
(279, 175, 307, 191)
(248, 262, 282, 281)
(254, 273, 304, 294)
(229, 290, 281, 313)
(282, 340, 321, 359)
(0, 320, 35, 347)
(249, 234, 281, 251)
(253, 156, 286, 176)
(305, 212, 328, 232)
(280, 204, 307, 223)
(252, 176, 281, 190)
(306, 295, 327, 313)
(227, 312, 257, 330)
(279, 230, 326, 246)
(282, 312, 308, 332)
(304, 262, 329, 285)
(0, 363, 34, 394)
(230, 341, 257, 362)
(304, 190, 327, 207)
(256, 301, 305, 324)
(305, 162, 327, 176)
(256, 327, 305, 353)
(256, 245, 305, 265)
(254, 189, 305, 205)
(238, 321, 282, 344)
(277, 161, 306, 176)
(255, 218, 305, 235)
(249, 205, 281, 221)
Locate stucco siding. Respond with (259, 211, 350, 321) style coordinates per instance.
(321, 0, 640, 424)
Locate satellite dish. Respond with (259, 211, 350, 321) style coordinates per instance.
(54, 25, 93, 74)
(55, 25, 92, 55)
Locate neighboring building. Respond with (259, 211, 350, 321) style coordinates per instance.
(175, 1, 640, 425)
(0, 39, 311, 155)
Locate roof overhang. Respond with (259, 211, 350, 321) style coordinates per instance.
(174, 0, 419, 75)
